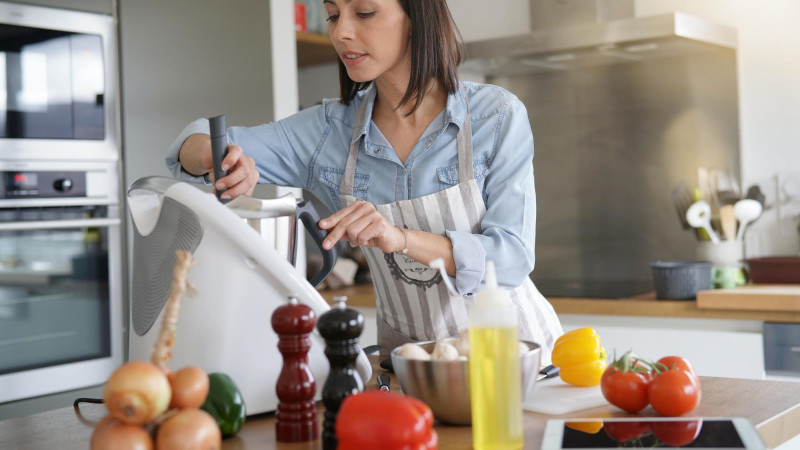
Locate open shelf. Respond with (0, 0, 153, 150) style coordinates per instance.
(296, 31, 339, 67)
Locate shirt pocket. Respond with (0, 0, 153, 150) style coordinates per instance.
(319, 166, 370, 210)
(436, 158, 491, 190)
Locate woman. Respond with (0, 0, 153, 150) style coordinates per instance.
(166, 0, 562, 362)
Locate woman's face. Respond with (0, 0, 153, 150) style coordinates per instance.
(323, 0, 411, 84)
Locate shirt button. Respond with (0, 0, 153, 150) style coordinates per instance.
(375, 148, 381, 154)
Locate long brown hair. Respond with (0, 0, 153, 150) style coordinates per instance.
(337, 0, 463, 115)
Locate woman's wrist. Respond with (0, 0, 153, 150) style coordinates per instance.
(396, 227, 409, 254)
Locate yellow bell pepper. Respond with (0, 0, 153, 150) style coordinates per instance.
(565, 420, 604, 434)
(552, 327, 607, 386)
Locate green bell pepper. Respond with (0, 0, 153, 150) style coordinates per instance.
(200, 372, 247, 437)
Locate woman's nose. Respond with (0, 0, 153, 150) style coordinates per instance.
(330, 15, 353, 41)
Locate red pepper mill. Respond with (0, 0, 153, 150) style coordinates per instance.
(317, 295, 364, 450)
(271, 294, 318, 442)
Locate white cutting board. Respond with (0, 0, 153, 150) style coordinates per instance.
(523, 376, 608, 415)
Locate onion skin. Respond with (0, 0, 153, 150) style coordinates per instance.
(104, 361, 171, 425)
(168, 366, 210, 409)
(155, 408, 222, 450)
(91, 415, 153, 450)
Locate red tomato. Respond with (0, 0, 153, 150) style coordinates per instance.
(648, 369, 702, 416)
(651, 419, 703, 447)
(600, 365, 652, 413)
(603, 421, 651, 443)
(658, 356, 699, 382)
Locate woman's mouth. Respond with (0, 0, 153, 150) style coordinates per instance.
(341, 51, 367, 66)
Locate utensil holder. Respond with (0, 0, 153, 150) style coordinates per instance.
(696, 241, 746, 289)
(696, 241, 744, 267)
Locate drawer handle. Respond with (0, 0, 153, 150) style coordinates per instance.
(790, 347, 800, 353)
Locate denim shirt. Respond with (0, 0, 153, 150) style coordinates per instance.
(165, 81, 537, 296)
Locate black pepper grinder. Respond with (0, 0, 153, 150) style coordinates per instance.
(317, 295, 364, 450)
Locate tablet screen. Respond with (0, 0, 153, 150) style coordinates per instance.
(546, 418, 761, 449)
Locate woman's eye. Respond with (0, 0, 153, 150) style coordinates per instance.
(326, 14, 339, 22)
(356, 11, 376, 18)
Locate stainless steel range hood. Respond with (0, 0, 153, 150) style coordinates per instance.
(460, 0, 737, 76)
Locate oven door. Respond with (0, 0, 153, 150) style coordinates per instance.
(0, 205, 123, 403)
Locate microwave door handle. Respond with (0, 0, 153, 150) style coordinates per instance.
(0, 217, 121, 231)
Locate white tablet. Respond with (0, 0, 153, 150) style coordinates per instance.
(541, 417, 765, 449)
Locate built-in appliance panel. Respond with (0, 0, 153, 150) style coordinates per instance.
(764, 322, 800, 376)
(0, 1, 118, 162)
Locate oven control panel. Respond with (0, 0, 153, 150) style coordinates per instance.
(0, 170, 87, 199)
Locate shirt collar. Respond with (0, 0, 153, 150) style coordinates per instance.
(350, 81, 468, 144)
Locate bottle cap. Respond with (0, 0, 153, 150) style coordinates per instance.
(473, 260, 512, 309)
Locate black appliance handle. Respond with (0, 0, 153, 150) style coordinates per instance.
(296, 199, 337, 288)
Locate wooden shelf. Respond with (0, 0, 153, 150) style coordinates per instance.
(296, 31, 338, 67)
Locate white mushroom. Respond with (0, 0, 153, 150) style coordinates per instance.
(431, 340, 460, 361)
(395, 342, 431, 360)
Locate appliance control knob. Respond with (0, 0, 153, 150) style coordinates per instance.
(54, 178, 73, 192)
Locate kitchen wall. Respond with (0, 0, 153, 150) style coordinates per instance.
(632, 0, 800, 257)
(446, 0, 800, 257)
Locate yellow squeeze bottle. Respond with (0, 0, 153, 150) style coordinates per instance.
(469, 261, 523, 450)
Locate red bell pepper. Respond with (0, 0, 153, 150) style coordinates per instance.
(336, 390, 438, 450)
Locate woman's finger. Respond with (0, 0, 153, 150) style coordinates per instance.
(217, 155, 258, 198)
(321, 201, 370, 249)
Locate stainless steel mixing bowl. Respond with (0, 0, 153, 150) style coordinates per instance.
(390, 340, 541, 425)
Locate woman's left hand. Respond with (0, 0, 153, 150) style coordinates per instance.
(319, 200, 405, 253)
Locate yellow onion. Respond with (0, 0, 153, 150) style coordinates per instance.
(155, 408, 221, 450)
(91, 415, 153, 450)
(168, 366, 210, 409)
(104, 361, 171, 425)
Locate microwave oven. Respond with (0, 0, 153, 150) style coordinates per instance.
(0, 1, 119, 161)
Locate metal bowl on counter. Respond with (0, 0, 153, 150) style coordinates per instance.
(390, 340, 541, 425)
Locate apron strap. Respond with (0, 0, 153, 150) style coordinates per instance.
(456, 85, 474, 182)
(341, 85, 373, 197)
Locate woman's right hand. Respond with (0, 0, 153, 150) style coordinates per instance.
(214, 144, 259, 199)
(179, 134, 259, 199)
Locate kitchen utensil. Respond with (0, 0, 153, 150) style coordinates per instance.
(671, 182, 694, 230)
(209, 114, 229, 201)
(651, 261, 713, 300)
(685, 200, 720, 243)
(745, 185, 766, 207)
(390, 340, 541, 425)
(719, 204, 737, 241)
(522, 377, 607, 415)
(377, 374, 390, 392)
(379, 358, 393, 372)
(734, 199, 763, 241)
(537, 364, 560, 380)
(127, 177, 370, 415)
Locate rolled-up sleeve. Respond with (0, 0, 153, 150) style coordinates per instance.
(447, 98, 536, 294)
(164, 105, 328, 190)
(165, 118, 212, 183)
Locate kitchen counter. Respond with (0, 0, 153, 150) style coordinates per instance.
(320, 284, 800, 323)
(2, 357, 800, 449)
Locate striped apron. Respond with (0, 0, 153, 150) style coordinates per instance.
(339, 86, 563, 364)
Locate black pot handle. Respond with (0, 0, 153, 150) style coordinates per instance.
(296, 199, 337, 288)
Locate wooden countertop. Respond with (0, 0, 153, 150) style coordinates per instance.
(321, 284, 800, 323)
(2, 356, 800, 449)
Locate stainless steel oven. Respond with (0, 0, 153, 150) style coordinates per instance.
(0, 160, 122, 403)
